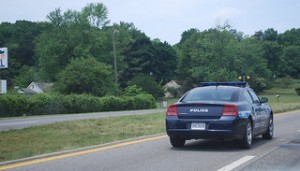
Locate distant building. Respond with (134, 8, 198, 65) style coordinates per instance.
(27, 82, 53, 93)
(18, 82, 53, 97)
(163, 80, 181, 98)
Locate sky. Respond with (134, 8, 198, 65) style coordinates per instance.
(1, 0, 300, 45)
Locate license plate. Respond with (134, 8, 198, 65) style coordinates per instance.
(191, 122, 206, 130)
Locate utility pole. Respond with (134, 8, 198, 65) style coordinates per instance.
(112, 30, 119, 84)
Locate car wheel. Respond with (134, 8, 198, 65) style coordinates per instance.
(170, 136, 186, 147)
(241, 120, 252, 149)
(262, 116, 274, 140)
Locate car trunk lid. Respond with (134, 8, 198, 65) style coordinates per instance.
(176, 102, 226, 119)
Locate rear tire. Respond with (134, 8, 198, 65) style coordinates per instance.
(262, 116, 274, 140)
(170, 136, 186, 147)
(241, 119, 252, 149)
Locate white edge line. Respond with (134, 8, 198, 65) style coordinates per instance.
(0, 121, 37, 126)
(217, 155, 255, 171)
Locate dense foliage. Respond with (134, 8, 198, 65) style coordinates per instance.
(1, 2, 300, 99)
(55, 57, 117, 96)
(0, 93, 156, 117)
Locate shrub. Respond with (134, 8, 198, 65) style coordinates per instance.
(133, 94, 156, 109)
(100, 96, 124, 111)
(295, 88, 300, 96)
(275, 76, 293, 88)
(129, 74, 164, 99)
(123, 85, 144, 96)
(248, 77, 267, 93)
(55, 57, 118, 96)
(122, 96, 136, 110)
(0, 93, 156, 117)
(63, 94, 103, 113)
(29, 94, 65, 115)
(0, 94, 29, 117)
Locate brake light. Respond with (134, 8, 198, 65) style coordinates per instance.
(223, 104, 238, 116)
(166, 105, 178, 116)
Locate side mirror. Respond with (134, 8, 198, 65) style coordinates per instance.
(260, 97, 268, 103)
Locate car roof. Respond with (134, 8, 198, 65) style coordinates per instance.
(200, 82, 249, 88)
(193, 85, 243, 91)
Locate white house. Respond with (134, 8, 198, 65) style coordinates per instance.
(163, 80, 181, 98)
(27, 82, 53, 93)
(18, 82, 53, 97)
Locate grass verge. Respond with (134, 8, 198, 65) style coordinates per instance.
(0, 113, 165, 162)
(263, 82, 300, 113)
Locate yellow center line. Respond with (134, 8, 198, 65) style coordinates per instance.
(0, 135, 167, 170)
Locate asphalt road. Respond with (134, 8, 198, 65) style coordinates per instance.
(1, 110, 300, 171)
(0, 109, 166, 132)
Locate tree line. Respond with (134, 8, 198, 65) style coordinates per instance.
(0, 2, 299, 98)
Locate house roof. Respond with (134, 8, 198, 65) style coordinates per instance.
(30, 82, 53, 91)
(164, 80, 181, 88)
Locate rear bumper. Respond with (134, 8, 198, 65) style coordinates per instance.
(166, 116, 247, 140)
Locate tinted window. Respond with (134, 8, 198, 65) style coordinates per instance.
(181, 87, 238, 102)
(249, 90, 260, 103)
(243, 91, 253, 104)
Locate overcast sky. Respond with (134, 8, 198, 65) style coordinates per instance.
(1, 0, 300, 45)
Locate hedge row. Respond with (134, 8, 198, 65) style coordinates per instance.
(0, 93, 156, 117)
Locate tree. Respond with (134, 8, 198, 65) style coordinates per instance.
(13, 66, 39, 87)
(129, 74, 164, 99)
(120, 29, 177, 86)
(254, 30, 264, 41)
(81, 3, 109, 28)
(262, 28, 278, 41)
(280, 46, 300, 78)
(35, 3, 110, 81)
(175, 28, 200, 88)
(123, 85, 144, 96)
(278, 28, 300, 46)
(232, 38, 271, 79)
(254, 28, 278, 42)
(0, 21, 48, 67)
(261, 41, 282, 76)
(0, 21, 49, 87)
(121, 29, 152, 83)
(148, 39, 177, 83)
(179, 28, 200, 44)
(176, 28, 272, 92)
(177, 29, 239, 84)
(55, 57, 117, 96)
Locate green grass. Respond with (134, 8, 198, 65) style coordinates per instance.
(261, 81, 300, 113)
(0, 113, 165, 162)
(261, 88, 300, 113)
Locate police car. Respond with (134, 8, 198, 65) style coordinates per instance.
(166, 82, 274, 148)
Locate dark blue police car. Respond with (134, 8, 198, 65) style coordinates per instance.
(166, 82, 274, 149)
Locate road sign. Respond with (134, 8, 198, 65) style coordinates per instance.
(0, 47, 8, 68)
(0, 80, 7, 94)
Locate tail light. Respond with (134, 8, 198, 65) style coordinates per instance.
(222, 104, 238, 116)
(166, 105, 178, 116)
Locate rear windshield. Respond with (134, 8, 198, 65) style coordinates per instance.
(181, 86, 239, 102)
